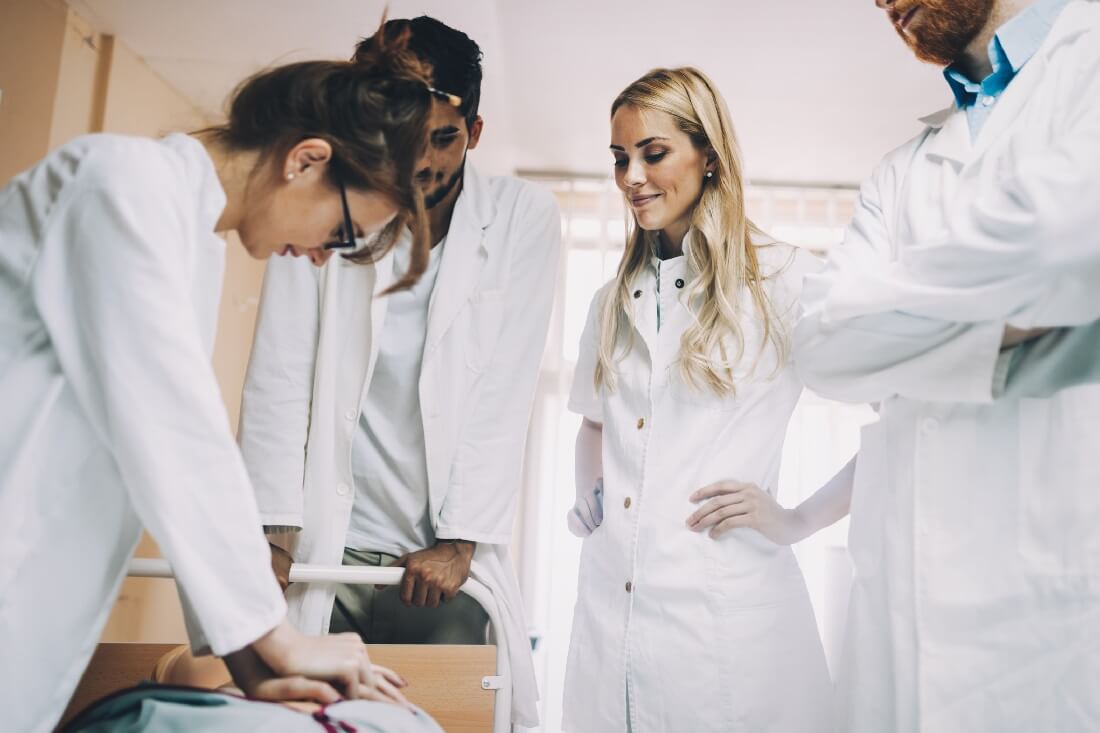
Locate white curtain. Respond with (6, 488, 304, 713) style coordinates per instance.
(513, 175, 874, 733)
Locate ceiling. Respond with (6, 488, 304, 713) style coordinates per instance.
(68, 0, 951, 185)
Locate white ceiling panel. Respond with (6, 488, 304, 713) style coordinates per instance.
(67, 0, 951, 183)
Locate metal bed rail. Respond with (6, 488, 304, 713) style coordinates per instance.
(127, 558, 512, 733)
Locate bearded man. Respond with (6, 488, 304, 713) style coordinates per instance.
(794, 0, 1100, 730)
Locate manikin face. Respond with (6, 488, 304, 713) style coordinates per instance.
(610, 104, 712, 244)
(875, 0, 996, 67)
(237, 140, 399, 267)
(414, 98, 483, 211)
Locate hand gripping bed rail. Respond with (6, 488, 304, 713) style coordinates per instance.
(127, 558, 512, 733)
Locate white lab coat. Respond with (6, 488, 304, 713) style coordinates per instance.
(794, 3, 1100, 731)
(564, 242, 833, 732)
(0, 134, 285, 733)
(238, 163, 561, 727)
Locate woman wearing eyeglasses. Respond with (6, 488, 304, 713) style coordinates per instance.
(0, 33, 436, 733)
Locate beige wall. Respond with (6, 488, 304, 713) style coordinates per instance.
(99, 37, 210, 138)
(2, 2, 269, 643)
(47, 8, 104, 150)
(0, 0, 68, 183)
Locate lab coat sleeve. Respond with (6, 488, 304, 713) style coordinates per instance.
(237, 254, 320, 529)
(822, 52, 1100, 329)
(566, 285, 607, 423)
(794, 154, 1007, 405)
(435, 186, 562, 544)
(31, 155, 285, 657)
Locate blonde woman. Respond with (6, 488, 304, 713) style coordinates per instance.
(563, 68, 839, 732)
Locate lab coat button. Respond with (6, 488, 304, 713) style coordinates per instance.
(636, 417, 645, 430)
(344, 410, 357, 421)
(921, 418, 940, 433)
(625, 581, 633, 593)
(982, 95, 995, 106)
(624, 497, 632, 509)
(633, 290, 642, 299)
(675, 278, 685, 289)
(336, 483, 351, 496)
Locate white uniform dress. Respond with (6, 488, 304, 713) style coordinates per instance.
(564, 239, 833, 732)
(0, 133, 285, 733)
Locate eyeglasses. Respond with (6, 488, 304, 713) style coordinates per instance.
(322, 176, 358, 251)
(321, 86, 462, 253)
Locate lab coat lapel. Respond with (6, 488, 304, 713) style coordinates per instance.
(919, 106, 972, 169)
(420, 165, 494, 523)
(970, 6, 1073, 161)
(424, 165, 495, 354)
(896, 107, 971, 249)
(329, 249, 395, 417)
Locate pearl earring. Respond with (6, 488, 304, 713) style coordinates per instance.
(705, 171, 714, 179)
(286, 172, 296, 181)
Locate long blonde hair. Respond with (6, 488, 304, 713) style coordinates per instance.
(595, 67, 786, 396)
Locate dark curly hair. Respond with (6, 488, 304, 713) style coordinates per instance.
(353, 16, 483, 129)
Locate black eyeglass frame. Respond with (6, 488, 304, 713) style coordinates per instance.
(322, 176, 358, 251)
(321, 86, 462, 252)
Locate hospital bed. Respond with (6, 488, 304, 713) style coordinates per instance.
(58, 559, 512, 733)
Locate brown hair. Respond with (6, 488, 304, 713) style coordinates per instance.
(202, 26, 433, 291)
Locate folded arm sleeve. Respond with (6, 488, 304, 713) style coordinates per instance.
(821, 54, 1100, 328)
(794, 158, 1005, 405)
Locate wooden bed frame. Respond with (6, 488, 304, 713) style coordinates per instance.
(57, 642, 497, 732)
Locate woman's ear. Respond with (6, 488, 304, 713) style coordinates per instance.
(284, 138, 333, 179)
(705, 146, 718, 175)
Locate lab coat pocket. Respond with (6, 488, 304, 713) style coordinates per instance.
(462, 290, 505, 373)
(1017, 387, 1100, 577)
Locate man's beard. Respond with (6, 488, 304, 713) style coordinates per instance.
(424, 159, 466, 210)
(896, 0, 996, 67)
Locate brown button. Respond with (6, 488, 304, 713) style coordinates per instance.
(636, 417, 645, 430)
(624, 497, 632, 509)
(633, 289, 642, 299)
(625, 581, 633, 593)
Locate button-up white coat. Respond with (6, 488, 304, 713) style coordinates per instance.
(237, 163, 560, 727)
(564, 242, 833, 732)
(0, 134, 285, 733)
(794, 3, 1100, 730)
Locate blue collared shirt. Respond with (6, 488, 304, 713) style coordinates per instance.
(944, 0, 1071, 138)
